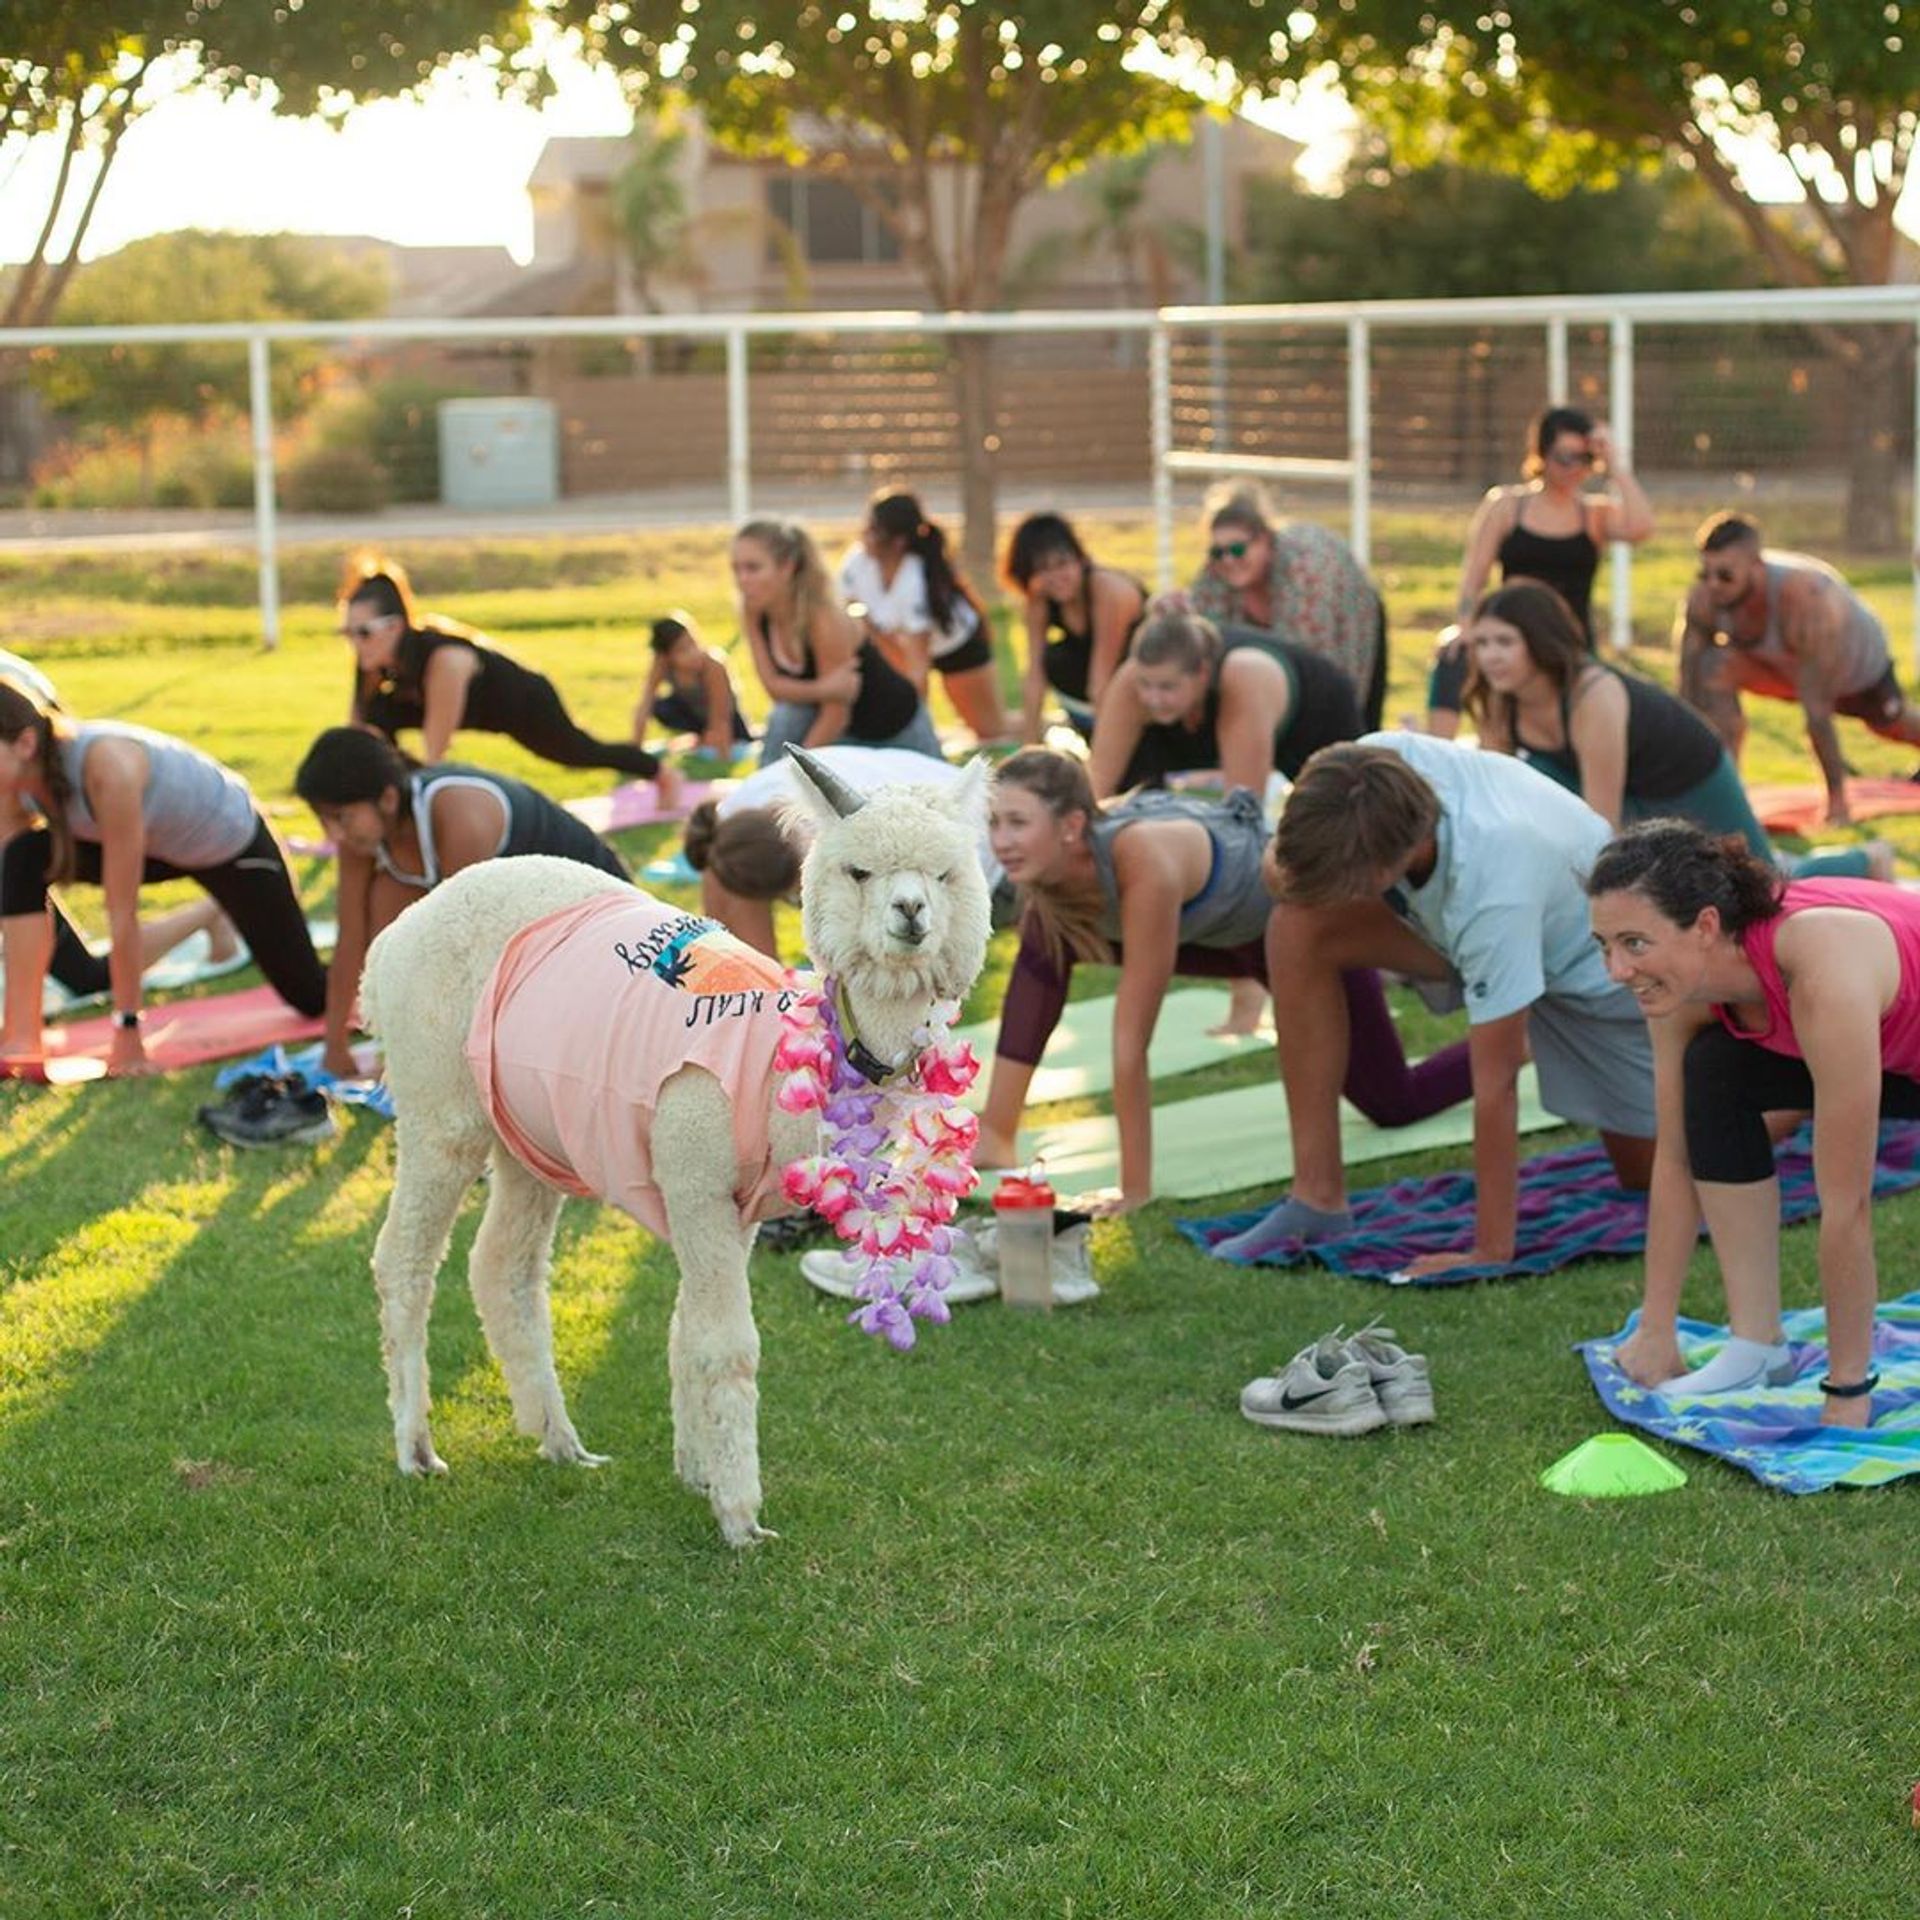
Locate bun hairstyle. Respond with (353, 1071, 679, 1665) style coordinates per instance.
(337, 550, 417, 627)
(1584, 818, 1784, 935)
(1522, 405, 1594, 478)
(867, 489, 982, 635)
(0, 679, 79, 882)
(683, 797, 803, 900)
(992, 747, 1111, 971)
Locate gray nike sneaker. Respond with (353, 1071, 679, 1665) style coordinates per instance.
(1240, 1331, 1387, 1436)
(1343, 1324, 1435, 1426)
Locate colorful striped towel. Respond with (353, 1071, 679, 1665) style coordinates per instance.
(1579, 1293, 1920, 1493)
(1178, 1124, 1920, 1284)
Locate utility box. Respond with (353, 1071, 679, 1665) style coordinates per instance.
(437, 398, 560, 510)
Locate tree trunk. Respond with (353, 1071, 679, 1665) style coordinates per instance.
(951, 331, 1000, 590)
(1840, 329, 1908, 552)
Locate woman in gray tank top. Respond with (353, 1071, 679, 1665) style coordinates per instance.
(977, 749, 1472, 1215)
(294, 728, 628, 1078)
(0, 685, 326, 1077)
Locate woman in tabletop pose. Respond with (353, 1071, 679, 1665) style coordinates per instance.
(975, 748, 1471, 1215)
(732, 518, 943, 767)
(634, 611, 753, 756)
(342, 554, 678, 800)
(0, 683, 324, 1076)
(1588, 821, 1919, 1426)
(1427, 407, 1654, 736)
(294, 726, 629, 1080)
(1002, 510, 1147, 744)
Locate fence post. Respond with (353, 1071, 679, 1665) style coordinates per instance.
(1609, 314, 1634, 655)
(1347, 316, 1371, 569)
(1151, 320, 1174, 591)
(726, 325, 750, 526)
(1546, 316, 1569, 405)
(247, 333, 280, 651)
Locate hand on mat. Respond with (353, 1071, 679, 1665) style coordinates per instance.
(1824, 792, 1852, 828)
(321, 1041, 362, 1081)
(1612, 1322, 1686, 1388)
(1208, 979, 1271, 1038)
(1400, 1244, 1506, 1280)
(653, 761, 684, 812)
(1075, 1186, 1149, 1219)
(106, 1027, 157, 1077)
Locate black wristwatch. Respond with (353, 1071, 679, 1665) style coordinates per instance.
(113, 1009, 142, 1032)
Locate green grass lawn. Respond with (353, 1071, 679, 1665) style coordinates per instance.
(3, 512, 1919, 1916)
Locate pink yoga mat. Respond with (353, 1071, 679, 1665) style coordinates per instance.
(2, 986, 326, 1085)
(1749, 776, 1920, 837)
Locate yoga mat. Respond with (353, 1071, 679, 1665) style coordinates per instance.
(1748, 776, 1920, 838)
(953, 988, 1275, 1110)
(2, 985, 326, 1084)
(980, 1065, 1554, 1203)
(1579, 1291, 1920, 1493)
(1181, 1122, 1920, 1284)
(565, 777, 718, 834)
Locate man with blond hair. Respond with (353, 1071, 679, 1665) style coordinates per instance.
(1223, 733, 1655, 1277)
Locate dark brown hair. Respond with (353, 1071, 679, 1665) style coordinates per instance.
(1585, 819, 1783, 934)
(1697, 511, 1762, 555)
(1522, 405, 1594, 479)
(1271, 743, 1440, 907)
(1462, 577, 1590, 731)
(683, 799, 803, 900)
(0, 680, 80, 883)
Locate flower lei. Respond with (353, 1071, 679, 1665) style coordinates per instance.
(773, 973, 981, 1351)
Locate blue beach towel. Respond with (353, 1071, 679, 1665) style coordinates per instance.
(1179, 1123, 1920, 1284)
(1579, 1294, 1920, 1493)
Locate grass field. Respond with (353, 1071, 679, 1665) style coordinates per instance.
(3, 509, 1919, 1916)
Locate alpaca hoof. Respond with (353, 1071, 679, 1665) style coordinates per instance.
(398, 1436, 448, 1476)
(717, 1508, 776, 1548)
(540, 1429, 609, 1469)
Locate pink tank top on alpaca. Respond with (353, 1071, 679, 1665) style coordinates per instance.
(1719, 879, 1920, 1078)
(466, 892, 800, 1238)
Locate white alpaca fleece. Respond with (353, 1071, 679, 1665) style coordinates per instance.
(357, 753, 992, 1548)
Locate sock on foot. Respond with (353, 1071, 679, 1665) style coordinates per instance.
(1214, 1197, 1355, 1263)
(1658, 1335, 1795, 1396)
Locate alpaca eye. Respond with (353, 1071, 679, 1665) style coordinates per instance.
(938, 871, 954, 885)
(846, 865, 871, 884)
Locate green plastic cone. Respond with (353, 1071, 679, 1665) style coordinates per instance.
(1541, 1432, 1688, 1498)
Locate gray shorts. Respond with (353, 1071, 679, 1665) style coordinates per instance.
(1526, 988, 1656, 1139)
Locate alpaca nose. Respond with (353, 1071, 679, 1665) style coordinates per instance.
(891, 897, 928, 945)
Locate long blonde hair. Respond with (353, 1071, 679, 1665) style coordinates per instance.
(0, 681, 79, 883)
(736, 518, 840, 664)
(994, 748, 1112, 971)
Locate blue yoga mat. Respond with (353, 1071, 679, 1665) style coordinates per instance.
(1579, 1293, 1920, 1493)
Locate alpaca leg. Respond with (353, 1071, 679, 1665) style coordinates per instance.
(373, 1116, 489, 1476)
(468, 1149, 606, 1468)
(667, 1299, 706, 1494)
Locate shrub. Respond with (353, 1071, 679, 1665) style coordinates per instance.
(281, 441, 390, 514)
(30, 415, 254, 511)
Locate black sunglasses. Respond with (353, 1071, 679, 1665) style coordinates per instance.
(1700, 563, 1744, 584)
(340, 620, 391, 640)
(1207, 539, 1252, 563)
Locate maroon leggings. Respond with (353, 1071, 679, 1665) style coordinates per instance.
(995, 917, 1472, 1127)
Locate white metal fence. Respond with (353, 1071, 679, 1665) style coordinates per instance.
(4, 285, 1919, 653)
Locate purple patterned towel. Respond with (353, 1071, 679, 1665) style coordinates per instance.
(1178, 1123, 1920, 1285)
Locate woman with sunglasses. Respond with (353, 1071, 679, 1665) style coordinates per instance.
(341, 555, 678, 802)
(1427, 407, 1653, 737)
(1185, 481, 1385, 729)
(1002, 511, 1147, 743)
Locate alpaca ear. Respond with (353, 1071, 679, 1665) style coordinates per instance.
(783, 745, 866, 830)
(942, 756, 990, 832)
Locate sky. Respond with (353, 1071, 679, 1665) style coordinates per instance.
(0, 45, 1354, 271)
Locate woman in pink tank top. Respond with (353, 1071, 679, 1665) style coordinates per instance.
(1585, 819, 1920, 1426)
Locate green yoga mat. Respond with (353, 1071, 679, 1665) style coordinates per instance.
(977, 1065, 1558, 1203)
(954, 988, 1273, 1109)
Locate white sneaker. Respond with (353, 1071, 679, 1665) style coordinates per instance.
(1342, 1324, 1435, 1426)
(1240, 1332, 1388, 1436)
(970, 1220, 1101, 1307)
(798, 1243, 998, 1306)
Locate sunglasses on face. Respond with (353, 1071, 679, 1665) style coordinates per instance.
(1701, 564, 1743, 584)
(341, 619, 391, 640)
(1208, 539, 1252, 563)
(1547, 448, 1595, 469)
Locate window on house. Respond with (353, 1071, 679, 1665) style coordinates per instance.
(767, 175, 902, 265)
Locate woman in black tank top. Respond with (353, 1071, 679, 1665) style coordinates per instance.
(1003, 511, 1146, 742)
(294, 727, 628, 1078)
(731, 519, 943, 768)
(341, 556, 677, 796)
(1427, 406, 1654, 736)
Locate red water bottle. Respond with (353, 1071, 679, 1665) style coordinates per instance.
(992, 1166, 1056, 1309)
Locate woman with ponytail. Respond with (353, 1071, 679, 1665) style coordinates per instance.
(340, 553, 679, 802)
(0, 684, 324, 1076)
(838, 491, 1009, 743)
(293, 727, 628, 1078)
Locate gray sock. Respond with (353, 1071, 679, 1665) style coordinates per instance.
(1658, 1335, 1795, 1396)
(1214, 1196, 1355, 1263)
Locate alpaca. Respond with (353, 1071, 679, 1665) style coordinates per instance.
(359, 748, 991, 1546)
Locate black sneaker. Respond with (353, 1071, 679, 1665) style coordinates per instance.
(198, 1072, 336, 1149)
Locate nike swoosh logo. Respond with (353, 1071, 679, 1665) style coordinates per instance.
(1278, 1385, 1338, 1410)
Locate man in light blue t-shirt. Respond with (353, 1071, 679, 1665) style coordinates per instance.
(1230, 732, 1655, 1277)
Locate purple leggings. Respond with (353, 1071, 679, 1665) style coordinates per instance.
(995, 916, 1472, 1127)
